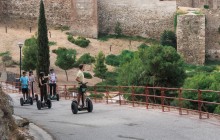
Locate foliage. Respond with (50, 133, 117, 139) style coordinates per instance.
(204, 5, 209, 9)
(118, 50, 135, 66)
(183, 72, 220, 112)
(55, 48, 76, 81)
(75, 53, 95, 67)
(68, 36, 90, 48)
(0, 51, 10, 57)
(55, 25, 70, 31)
(138, 43, 149, 50)
(117, 55, 145, 86)
(2, 54, 12, 62)
(37, 0, 50, 76)
(140, 45, 185, 87)
(160, 30, 177, 49)
(22, 37, 38, 71)
(98, 34, 159, 45)
(114, 22, 122, 37)
(48, 41, 57, 46)
(67, 35, 75, 43)
(89, 93, 105, 99)
(94, 51, 108, 80)
(83, 72, 92, 79)
(74, 37, 90, 48)
(105, 54, 120, 67)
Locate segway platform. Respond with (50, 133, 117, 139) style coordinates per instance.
(20, 97, 33, 106)
(48, 94, 59, 101)
(71, 98, 93, 114)
(37, 99, 52, 110)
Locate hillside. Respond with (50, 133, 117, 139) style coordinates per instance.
(0, 26, 144, 85)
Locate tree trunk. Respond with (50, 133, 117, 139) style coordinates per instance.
(65, 70, 68, 81)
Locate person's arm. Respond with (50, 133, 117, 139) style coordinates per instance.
(39, 78, 42, 86)
(76, 77, 81, 83)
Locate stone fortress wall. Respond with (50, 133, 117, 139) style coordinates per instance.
(0, 0, 176, 39)
(0, 0, 220, 63)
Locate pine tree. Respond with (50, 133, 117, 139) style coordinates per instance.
(94, 51, 108, 80)
(37, 0, 50, 77)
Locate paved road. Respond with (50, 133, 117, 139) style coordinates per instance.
(11, 93, 220, 140)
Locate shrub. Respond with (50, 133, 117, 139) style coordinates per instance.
(84, 72, 92, 79)
(138, 43, 149, 50)
(52, 49, 57, 54)
(67, 35, 75, 43)
(48, 41, 57, 46)
(89, 93, 105, 99)
(106, 54, 120, 66)
(2, 54, 12, 62)
(74, 37, 90, 48)
(204, 5, 209, 9)
(160, 30, 177, 50)
(114, 22, 122, 37)
(76, 53, 95, 66)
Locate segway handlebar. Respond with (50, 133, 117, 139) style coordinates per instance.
(78, 82, 88, 85)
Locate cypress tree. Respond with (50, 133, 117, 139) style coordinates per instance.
(37, 0, 50, 77)
(94, 51, 108, 81)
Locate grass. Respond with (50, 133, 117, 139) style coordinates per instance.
(98, 34, 159, 45)
(48, 41, 57, 46)
(0, 51, 10, 56)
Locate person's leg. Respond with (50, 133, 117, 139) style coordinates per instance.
(44, 86, 47, 102)
(40, 87, 43, 102)
(53, 84, 56, 96)
(82, 93, 85, 107)
(25, 88, 29, 100)
(22, 89, 25, 99)
(31, 82, 34, 98)
(77, 87, 81, 105)
(49, 84, 52, 96)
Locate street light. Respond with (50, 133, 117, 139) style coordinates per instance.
(18, 42, 23, 78)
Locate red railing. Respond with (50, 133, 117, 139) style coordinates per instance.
(2, 81, 220, 119)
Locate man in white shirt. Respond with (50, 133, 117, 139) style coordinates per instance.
(76, 64, 85, 107)
(49, 69, 57, 97)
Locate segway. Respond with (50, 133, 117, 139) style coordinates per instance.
(20, 96, 33, 106)
(48, 94, 59, 101)
(71, 82, 93, 114)
(37, 98, 52, 110)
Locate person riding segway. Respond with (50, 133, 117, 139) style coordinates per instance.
(20, 71, 33, 106)
(71, 64, 93, 114)
(48, 69, 59, 101)
(28, 71, 38, 101)
(37, 72, 52, 110)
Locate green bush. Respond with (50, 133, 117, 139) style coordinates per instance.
(67, 35, 75, 43)
(214, 105, 220, 114)
(106, 54, 120, 66)
(89, 93, 105, 99)
(160, 30, 177, 50)
(204, 5, 209, 9)
(74, 37, 90, 48)
(48, 41, 57, 46)
(2, 54, 12, 62)
(84, 72, 92, 79)
(76, 53, 95, 66)
(138, 43, 149, 50)
(115, 22, 122, 37)
(0, 51, 10, 57)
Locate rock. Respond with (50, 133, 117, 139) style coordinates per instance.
(0, 109, 4, 118)
(14, 117, 30, 127)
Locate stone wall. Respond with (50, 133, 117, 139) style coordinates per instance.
(98, 0, 176, 39)
(204, 9, 220, 59)
(177, 14, 206, 65)
(0, 0, 98, 38)
(177, 0, 220, 9)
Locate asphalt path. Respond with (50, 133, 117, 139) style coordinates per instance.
(11, 93, 220, 140)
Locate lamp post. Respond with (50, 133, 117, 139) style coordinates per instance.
(18, 42, 23, 78)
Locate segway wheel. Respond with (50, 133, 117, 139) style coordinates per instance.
(20, 98, 24, 106)
(56, 94, 59, 101)
(71, 101, 78, 114)
(47, 99, 52, 109)
(87, 99, 93, 112)
(37, 100, 42, 110)
(30, 97, 33, 105)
